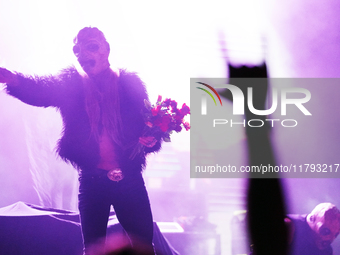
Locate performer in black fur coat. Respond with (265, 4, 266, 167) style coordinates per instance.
(0, 27, 161, 255)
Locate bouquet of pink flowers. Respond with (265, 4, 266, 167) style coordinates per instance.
(130, 95, 190, 159)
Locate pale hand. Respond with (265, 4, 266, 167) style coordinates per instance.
(139, 137, 157, 148)
(0, 67, 17, 84)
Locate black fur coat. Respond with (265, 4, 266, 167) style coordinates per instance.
(6, 67, 161, 173)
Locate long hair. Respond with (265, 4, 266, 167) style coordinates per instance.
(83, 69, 124, 148)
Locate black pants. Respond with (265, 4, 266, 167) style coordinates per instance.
(78, 169, 154, 255)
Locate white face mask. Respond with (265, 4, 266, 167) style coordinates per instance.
(73, 38, 110, 76)
(313, 218, 340, 250)
(309, 209, 340, 250)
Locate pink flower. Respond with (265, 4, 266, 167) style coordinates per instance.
(183, 122, 190, 131)
(180, 103, 190, 116)
(151, 105, 162, 116)
(154, 116, 162, 126)
(175, 112, 184, 121)
(143, 96, 190, 141)
(159, 115, 171, 132)
(170, 100, 177, 109)
(175, 125, 182, 132)
(163, 98, 172, 107)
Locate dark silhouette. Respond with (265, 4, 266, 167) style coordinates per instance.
(219, 62, 288, 255)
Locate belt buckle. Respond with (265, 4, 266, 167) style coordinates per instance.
(107, 168, 124, 182)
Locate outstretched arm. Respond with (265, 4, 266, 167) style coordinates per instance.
(1, 66, 79, 108)
(0, 67, 18, 85)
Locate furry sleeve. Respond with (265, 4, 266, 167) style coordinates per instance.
(6, 67, 80, 108)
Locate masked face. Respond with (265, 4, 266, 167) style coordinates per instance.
(309, 209, 340, 250)
(73, 37, 110, 77)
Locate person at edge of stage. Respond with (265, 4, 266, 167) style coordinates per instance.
(0, 27, 161, 255)
(285, 202, 340, 255)
(249, 202, 340, 255)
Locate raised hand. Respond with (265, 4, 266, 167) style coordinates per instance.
(0, 67, 17, 84)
